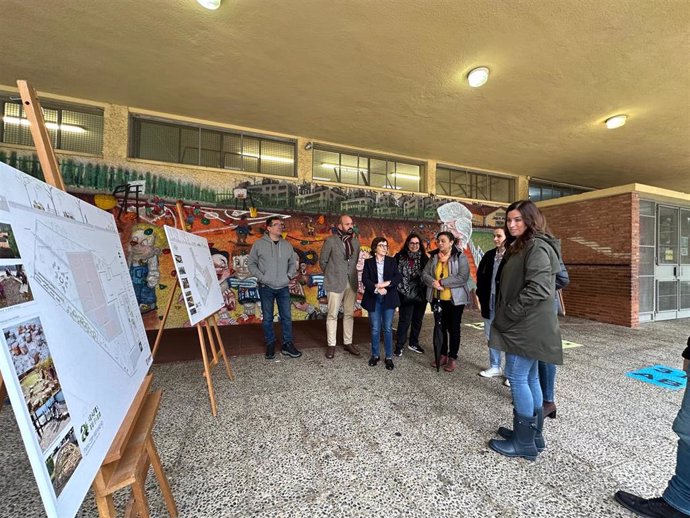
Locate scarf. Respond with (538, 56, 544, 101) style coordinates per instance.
(337, 229, 354, 260)
(398, 251, 422, 296)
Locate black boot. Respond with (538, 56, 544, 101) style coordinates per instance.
(489, 414, 538, 461)
(497, 407, 545, 452)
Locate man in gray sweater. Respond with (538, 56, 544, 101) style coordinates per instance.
(248, 216, 302, 360)
(319, 214, 361, 359)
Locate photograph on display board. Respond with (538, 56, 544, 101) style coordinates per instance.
(19, 357, 71, 453)
(0, 221, 21, 259)
(164, 225, 224, 326)
(0, 263, 34, 309)
(3, 317, 49, 378)
(45, 428, 82, 498)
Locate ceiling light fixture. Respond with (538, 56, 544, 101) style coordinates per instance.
(605, 114, 627, 129)
(304, 142, 313, 150)
(467, 67, 490, 88)
(196, 0, 221, 10)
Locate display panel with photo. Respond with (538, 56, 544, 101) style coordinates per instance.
(3, 317, 49, 378)
(0, 222, 21, 259)
(45, 428, 82, 498)
(0, 263, 34, 309)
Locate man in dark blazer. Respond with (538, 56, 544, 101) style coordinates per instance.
(319, 215, 361, 359)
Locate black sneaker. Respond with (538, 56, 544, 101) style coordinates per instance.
(394, 346, 403, 357)
(281, 342, 302, 358)
(265, 343, 275, 360)
(368, 356, 380, 367)
(385, 358, 395, 370)
(614, 491, 690, 518)
(408, 344, 425, 354)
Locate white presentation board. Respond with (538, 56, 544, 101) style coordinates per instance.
(164, 225, 224, 326)
(0, 162, 152, 518)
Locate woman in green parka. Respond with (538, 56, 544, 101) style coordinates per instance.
(488, 200, 563, 461)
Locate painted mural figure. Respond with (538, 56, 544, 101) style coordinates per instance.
(210, 247, 237, 325)
(235, 215, 251, 245)
(232, 253, 260, 322)
(127, 225, 161, 314)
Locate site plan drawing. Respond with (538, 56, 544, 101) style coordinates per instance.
(164, 225, 224, 326)
(0, 161, 152, 518)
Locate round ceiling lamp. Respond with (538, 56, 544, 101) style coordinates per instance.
(605, 114, 628, 129)
(467, 67, 490, 88)
(197, 0, 221, 9)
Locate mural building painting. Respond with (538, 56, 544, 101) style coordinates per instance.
(0, 152, 505, 330)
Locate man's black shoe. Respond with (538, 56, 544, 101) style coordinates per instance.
(408, 344, 425, 354)
(281, 342, 302, 358)
(265, 343, 275, 360)
(614, 491, 690, 518)
(394, 346, 403, 357)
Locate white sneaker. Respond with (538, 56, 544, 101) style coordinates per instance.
(503, 378, 511, 387)
(479, 367, 503, 378)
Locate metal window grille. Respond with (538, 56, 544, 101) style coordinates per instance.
(436, 166, 515, 203)
(0, 96, 104, 155)
(312, 146, 422, 192)
(130, 116, 296, 177)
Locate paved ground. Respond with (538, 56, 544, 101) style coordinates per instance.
(0, 309, 688, 517)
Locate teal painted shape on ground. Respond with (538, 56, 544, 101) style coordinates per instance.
(627, 365, 687, 391)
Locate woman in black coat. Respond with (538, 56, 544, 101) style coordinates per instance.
(361, 236, 402, 370)
(394, 233, 429, 356)
(475, 227, 508, 381)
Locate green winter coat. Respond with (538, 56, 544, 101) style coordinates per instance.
(489, 234, 563, 365)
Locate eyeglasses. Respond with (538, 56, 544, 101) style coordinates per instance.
(270, 222, 285, 227)
(377, 244, 388, 248)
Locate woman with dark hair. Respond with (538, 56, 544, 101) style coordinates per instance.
(394, 233, 429, 356)
(475, 227, 509, 385)
(361, 236, 402, 370)
(422, 231, 470, 372)
(488, 200, 563, 461)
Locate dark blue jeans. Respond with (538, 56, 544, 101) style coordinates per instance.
(369, 296, 395, 359)
(663, 378, 690, 515)
(538, 361, 556, 402)
(505, 353, 543, 417)
(258, 286, 293, 346)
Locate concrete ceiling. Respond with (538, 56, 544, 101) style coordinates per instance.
(2, 0, 689, 192)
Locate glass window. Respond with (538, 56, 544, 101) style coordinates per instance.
(436, 166, 512, 202)
(130, 116, 296, 177)
(1, 97, 103, 155)
(312, 146, 422, 192)
(657, 206, 678, 265)
(529, 180, 590, 201)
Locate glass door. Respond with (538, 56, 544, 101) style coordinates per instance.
(679, 209, 690, 318)
(655, 205, 690, 320)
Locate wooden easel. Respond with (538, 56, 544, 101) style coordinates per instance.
(0, 375, 6, 414)
(17, 80, 177, 518)
(150, 200, 234, 416)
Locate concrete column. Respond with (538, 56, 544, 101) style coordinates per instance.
(426, 160, 437, 195)
(296, 137, 313, 182)
(102, 104, 129, 163)
(516, 175, 530, 200)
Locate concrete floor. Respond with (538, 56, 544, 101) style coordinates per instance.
(0, 309, 688, 517)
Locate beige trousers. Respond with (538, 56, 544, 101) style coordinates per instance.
(326, 285, 357, 347)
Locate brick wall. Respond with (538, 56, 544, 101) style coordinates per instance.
(542, 193, 639, 327)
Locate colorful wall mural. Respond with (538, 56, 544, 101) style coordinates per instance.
(0, 151, 504, 330)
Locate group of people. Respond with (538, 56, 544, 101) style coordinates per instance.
(246, 201, 688, 502)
